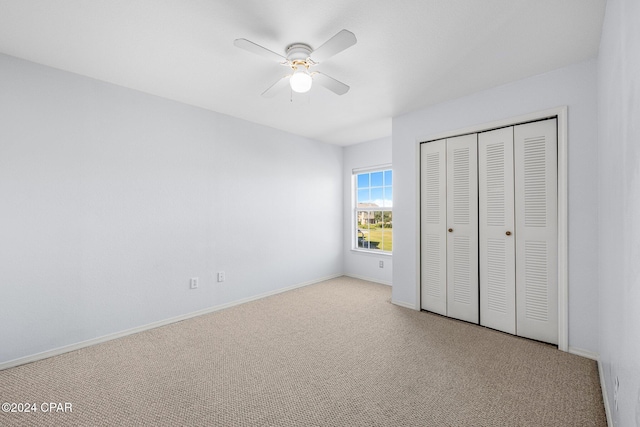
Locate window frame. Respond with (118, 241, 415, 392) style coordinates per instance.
(352, 165, 393, 254)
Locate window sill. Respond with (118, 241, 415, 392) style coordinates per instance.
(350, 248, 393, 257)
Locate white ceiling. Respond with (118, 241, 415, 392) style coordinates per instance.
(0, 0, 606, 145)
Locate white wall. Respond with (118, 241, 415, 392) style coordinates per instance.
(0, 54, 343, 365)
(597, 0, 640, 424)
(343, 137, 392, 285)
(392, 60, 599, 354)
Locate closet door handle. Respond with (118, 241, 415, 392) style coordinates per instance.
(505, 231, 512, 236)
(448, 228, 453, 233)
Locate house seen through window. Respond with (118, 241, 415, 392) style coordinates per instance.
(354, 168, 392, 252)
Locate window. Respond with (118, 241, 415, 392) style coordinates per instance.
(354, 168, 392, 252)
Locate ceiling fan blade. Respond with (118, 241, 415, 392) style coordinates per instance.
(261, 75, 291, 98)
(309, 29, 357, 64)
(234, 38, 288, 64)
(313, 72, 350, 95)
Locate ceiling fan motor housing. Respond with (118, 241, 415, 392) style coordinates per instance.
(286, 43, 313, 62)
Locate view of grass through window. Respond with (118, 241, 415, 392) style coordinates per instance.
(355, 169, 392, 252)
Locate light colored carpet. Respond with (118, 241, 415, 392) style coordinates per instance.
(0, 276, 606, 426)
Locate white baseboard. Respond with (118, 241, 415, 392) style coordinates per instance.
(568, 346, 599, 361)
(0, 274, 342, 371)
(391, 299, 418, 310)
(598, 360, 613, 427)
(344, 273, 391, 286)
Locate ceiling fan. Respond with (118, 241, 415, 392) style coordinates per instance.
(234, 29, 357, 97)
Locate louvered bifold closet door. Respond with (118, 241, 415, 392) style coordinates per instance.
(446, 134, 479, 323)
(420, 139, 447, 315)
(514, 119, 558, 344)
(478, 127, 516, 335)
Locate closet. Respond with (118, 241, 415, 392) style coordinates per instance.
(420, 118, 558, 345)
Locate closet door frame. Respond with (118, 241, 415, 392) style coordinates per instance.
(418, 106, 568, 352)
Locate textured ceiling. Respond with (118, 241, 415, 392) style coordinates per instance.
(0, 0, 606, 145)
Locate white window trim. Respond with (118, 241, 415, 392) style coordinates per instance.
(352, 164, 393, 254)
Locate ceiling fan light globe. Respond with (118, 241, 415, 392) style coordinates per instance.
(290, 70, 312, 93)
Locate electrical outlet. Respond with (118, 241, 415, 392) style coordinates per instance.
(379, 260, 384, 268)
(217, 271, 225, 282)
(190, 277, 199, 289)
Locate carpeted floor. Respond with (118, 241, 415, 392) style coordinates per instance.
(0, 276, 606, 426)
